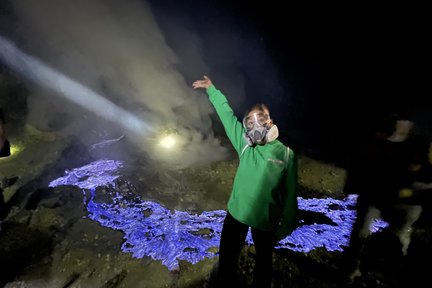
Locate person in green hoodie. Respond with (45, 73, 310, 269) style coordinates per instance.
(193, 76, 298, 287)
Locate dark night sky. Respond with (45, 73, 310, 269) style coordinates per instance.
(150, 1, 430, 164)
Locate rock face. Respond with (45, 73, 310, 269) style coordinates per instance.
(1, 122, 431, 288)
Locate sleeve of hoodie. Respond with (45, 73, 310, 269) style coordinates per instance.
(206, 85, 246, 155)
(276, 149, 299, 240)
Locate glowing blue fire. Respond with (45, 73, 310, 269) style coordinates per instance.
(49, 159, 388, 270)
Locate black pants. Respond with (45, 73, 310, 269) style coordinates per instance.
(344, 195, 407, 274)
(218, 212, 275, 288)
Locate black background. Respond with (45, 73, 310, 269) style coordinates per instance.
(151, 1, 430, 164)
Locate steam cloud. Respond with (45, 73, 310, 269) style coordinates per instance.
(1, 0, 282, 167)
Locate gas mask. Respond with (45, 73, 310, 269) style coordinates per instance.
(243, 112, 279, 146)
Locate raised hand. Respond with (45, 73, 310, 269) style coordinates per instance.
(192, 75, 212, 89)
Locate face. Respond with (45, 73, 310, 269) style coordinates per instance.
(243, 109, 272, 130)
(388, 120, 413, 142)
(395, 120, 413, 136)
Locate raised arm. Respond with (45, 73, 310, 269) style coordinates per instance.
(193, 76, 246, 155)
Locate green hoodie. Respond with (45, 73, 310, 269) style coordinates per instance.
(207, 85, 298, 239)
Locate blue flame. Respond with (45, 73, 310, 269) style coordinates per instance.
(49, 159, 388, 270)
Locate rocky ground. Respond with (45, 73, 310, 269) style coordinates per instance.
(1, 124, 432, 288)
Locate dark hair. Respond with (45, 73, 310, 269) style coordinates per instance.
(372, 112, 414, 136)
(245, 103, 270, 117)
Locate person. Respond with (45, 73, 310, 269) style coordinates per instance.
(398, 131, 432, 226)
(192, 76, 298, 287)
(0, 108, 10, 158)
(343, 113, 426, 282)
(0, 108, 12, 222)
